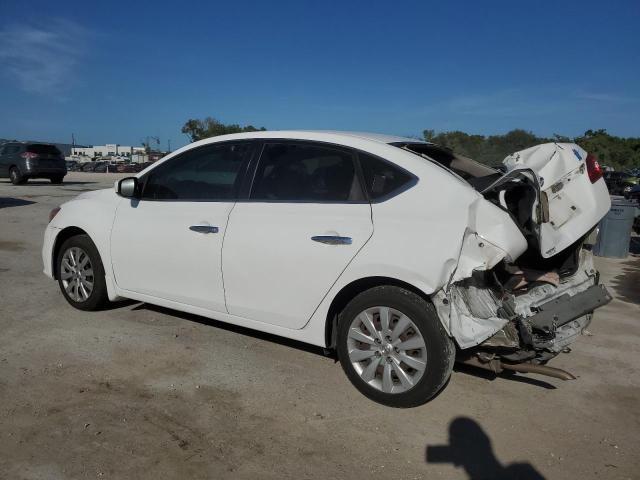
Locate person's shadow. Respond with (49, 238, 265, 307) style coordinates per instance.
(426, 417, 545, 479)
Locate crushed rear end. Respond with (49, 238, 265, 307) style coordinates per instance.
(417, 142, 613, 379)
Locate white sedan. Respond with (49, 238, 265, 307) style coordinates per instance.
(43, 131, 612, 407)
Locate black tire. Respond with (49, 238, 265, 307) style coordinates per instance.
(56, 234, 110, 311)
(50, 175, 64, 184)
(337, 286, 455, 408)
(9, 166, 26, 185)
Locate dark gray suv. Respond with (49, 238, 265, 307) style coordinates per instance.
(0, 142, 67, 184)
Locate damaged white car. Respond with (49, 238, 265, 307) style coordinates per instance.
(42, 131, 612, 407)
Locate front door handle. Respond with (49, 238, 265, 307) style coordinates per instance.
(189, 225, 219, 234)
(311, 235, 352, 245)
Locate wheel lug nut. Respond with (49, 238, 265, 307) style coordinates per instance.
(386, 357, 393, 363)
(394, 347, 399, 353)
(374, 338, 381, 344)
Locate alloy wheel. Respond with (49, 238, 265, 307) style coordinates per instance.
(347, 306, 427, 394)
(60, 246, 94, 302)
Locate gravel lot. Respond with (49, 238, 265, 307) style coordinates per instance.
(1, 172, 639, 479)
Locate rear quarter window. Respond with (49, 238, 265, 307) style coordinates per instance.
(358, 153, 415, 201)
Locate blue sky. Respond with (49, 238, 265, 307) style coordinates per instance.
(0, 0, 638, 149)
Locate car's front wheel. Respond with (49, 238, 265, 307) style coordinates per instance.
(56, 234, 109, 311)
(337, 286, 455, 408)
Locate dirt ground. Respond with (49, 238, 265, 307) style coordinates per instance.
(1, 172, 638, 479)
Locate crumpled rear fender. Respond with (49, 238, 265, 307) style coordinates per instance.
(433, 198, 528, 348)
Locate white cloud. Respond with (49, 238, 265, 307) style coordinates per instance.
(0, 19, 88, 95)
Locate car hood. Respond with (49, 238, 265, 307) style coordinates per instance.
(73, 188, 115, 202)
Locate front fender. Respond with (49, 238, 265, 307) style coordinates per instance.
(44, 189, 122, 300)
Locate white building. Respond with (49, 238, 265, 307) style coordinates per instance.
(71, 144, 146, 160)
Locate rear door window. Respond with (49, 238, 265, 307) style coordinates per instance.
(250, 142, 362, 202)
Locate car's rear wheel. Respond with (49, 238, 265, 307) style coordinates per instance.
(56, 234, 109, 311)
(50, 175, 64, 184)
(9, 167, 26, 185)
(337, 286, 455, 408)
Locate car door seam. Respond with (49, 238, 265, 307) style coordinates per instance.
(298, 202, 375, 331)
(220, 201, 237, 314)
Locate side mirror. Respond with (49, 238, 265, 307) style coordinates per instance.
(116, 177, 139, 198)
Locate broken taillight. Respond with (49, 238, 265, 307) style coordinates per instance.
(585, 153, 603, 183)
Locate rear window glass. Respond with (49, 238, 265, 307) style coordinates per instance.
(393, 143, 496, 180)
(27, 144, 62, 155)
(359, 153, 414, 200)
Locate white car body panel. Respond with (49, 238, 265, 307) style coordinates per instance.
(110, 199, 233, 312)
(222, 202, 373, 329)
(42, 131, 610, 351)
(503, 143, 611, 257)
(44, 189, 122, 300)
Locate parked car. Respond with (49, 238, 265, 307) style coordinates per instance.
(116, 163, 136, 173)
(603, 171, 639, 196)
(94, 162, 116, 173)
(67, 161, 83, 172)
(133, 161, 155, 173)
(80, 162, 98, 172)
(66, 160, 78, 171)
(625, 184, 640, 234)
(0, 142, 66, 184)
(43, 131, 612, 407)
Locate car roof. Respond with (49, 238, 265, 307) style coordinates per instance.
(191, 130, 428, 146)
(293, 130, 427, 145)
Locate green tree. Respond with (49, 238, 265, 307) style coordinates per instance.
(181, 117, 266, 142)
(421, 128, 640, 170)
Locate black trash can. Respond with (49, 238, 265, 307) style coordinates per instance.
(593, 198, 637, 258)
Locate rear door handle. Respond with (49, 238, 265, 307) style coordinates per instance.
(311, 235, 352, 245)
(189, 225, 219, 234)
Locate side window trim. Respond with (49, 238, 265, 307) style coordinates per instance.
(138, 140, 257, 202)
(242, 139, 367, 204)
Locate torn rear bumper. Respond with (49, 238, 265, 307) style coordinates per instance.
(433, 249, 611, 363)
(525, 284, 611, 335)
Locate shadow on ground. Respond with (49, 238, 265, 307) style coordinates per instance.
(453, 363, 557, 390)
(0, 197, 36, 208)
(0, 180, 97, 186)
(126, 303, 561, 390)
(609, 255, 640, 304)
(426, 417, 545, 479)
(130, 302, 331, 358)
